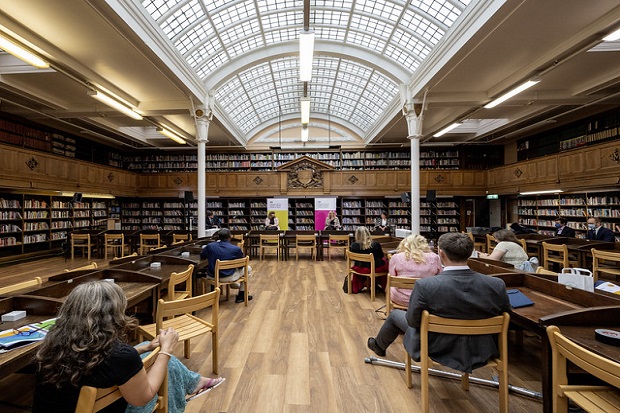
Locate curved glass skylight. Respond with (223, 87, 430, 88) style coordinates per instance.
(140, 0, 471, 141)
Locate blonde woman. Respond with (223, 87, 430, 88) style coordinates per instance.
(388, 234, 441, 307)
(324, 210, 341, 230)
(349, 226, 388, 293)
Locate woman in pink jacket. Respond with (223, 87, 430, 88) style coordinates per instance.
(388, 234, 441, 307)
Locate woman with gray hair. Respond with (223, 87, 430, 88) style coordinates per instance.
(33, 280, 223, 413)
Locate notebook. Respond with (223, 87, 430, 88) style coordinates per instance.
(507, 289, 534, 308)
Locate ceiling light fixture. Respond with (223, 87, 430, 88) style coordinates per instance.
(301, 125, 309, 142)
(519, 189, 563, 195)
(433, 122, 461, 137)
(157, 127, 186, 145)
(300, 97, 310, 124)
(299, 30, 315, 82)
(603, 28, 620, 41)
(0, 32, 49, 68)
(88, 90, 143, 120)
(484, 79, 540, 109)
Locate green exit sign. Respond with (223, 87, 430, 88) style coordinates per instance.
(486, 194, 499, 199)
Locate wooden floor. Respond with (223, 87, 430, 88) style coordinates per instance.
(0, 254, 544, 412)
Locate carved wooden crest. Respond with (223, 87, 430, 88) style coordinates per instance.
(276, 155, 334, 189)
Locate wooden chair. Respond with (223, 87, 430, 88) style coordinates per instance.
(166, 264, 194, 301)
(75, 347, 167, 413)
(519, 238, 527, 251)
(407, 310, 510, 413)
(71, 233, 93, 260)
(199, 256, 250, 306)
(295, 234, 317, 260)
(591, 248, 620, 282)
(103, 233, 127, 260)
(547, 325, 620, 413)
(536, 266, 558, 276)
(466, 232, 486, 253)
(385, 274, 417, 316)
(138, 289, 220, 371)
(259, 234, 280, 261)
(139, 233, 161, 255)
(172, 233, 192, 244)
(328, 234, 350, 261)
(0, 277, 42, 295)
(542, 242, 578, 271)
(64, 262, 98, 273)
(345, 250, 388, 302)
(486, 233, 497, 253)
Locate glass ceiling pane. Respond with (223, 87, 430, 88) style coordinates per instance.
(139, 0, 473, 142)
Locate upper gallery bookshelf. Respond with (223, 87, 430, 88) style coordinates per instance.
(122, 147, 503, 173)
(516, 191, 620, 239)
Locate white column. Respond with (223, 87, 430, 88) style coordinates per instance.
(401, 83, 423, 235)
(409, 134, 420, 234)
(196, 115, 210, 238)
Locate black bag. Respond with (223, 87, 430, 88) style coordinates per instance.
(342, 276, 348, 293)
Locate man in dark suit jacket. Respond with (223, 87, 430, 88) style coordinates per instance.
(368, 232, 510, 373)
(555, 217, 575, 237)
(206, 210, 222, 229)
(200, 228, 252, 303)
(587, 217, 616, 242)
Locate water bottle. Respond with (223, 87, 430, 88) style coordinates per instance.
(429, 240, 435, 250)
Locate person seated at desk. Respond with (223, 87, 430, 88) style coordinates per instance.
(33, 281, 224, 413)
(349, 226, 388, 293)
(554, 217, 575, 237)
(478, 229, 529, 268)
(367, 232, 511, 365)
(374, 211, 390, 233)
(264, 211, 280, 230)
(206, 210, 222, 229)
(324, 210, 342, 230)
(388, 234, 441, 308)
(200, 228, 252, 303)
(587, 217, 616, 242)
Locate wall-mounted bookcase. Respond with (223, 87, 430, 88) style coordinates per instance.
(0, 192, 112, 257)
(517, 191, 620, 239)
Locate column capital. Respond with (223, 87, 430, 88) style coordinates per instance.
(195, 112, 210, 143)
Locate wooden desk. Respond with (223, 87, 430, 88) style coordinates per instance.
(492, 273, 620, 413)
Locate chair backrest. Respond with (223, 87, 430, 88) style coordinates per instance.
(155, 289, 220, 333)
(75, 348, 163, 413)
(547, 325, 620, 390)
(346, 250, 375, 272)
(167, 264, 194, 301)
(486, 234, 496, 253)
(542, 242, 568, 268)
(141, 233, 161, 244)
(591, 248, 620, 267)
(466, 232, 475, 242)
(104, 233, 124, 244)
(64, 262, 98, 273)
(519, 238, 527, 251)
(172, 233, 191, 243)
(420, 311, 509, 367)
(296, 234, 316, 245)
(0, 276, 42, 295)
(536, 266, 558, 276)
(72, 233, 91, 243)
(329, 234, 350, 244)
(260, 234, 280, 246)
(214, 256, 249, 283)
(386, 274, 417, 315)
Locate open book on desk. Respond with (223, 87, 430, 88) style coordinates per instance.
(0, 318, 57, 352)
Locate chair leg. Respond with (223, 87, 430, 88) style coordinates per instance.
(461, 372, 469, 391)
(212, 330, 218, 375)
(184, 339, 191, 359)
(406, 353, 413, 389)
(421, 357, 429, 413)
(498, 366, 508, 413)
(244, 280, 248, 306)
(347, 273, 352, 295)
(104, 245, 108, 260)
(87, 244, 91, 261)
(370, 273, 375, 302)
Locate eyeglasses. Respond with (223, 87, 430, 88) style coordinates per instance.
(13, 325, 44, 336)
